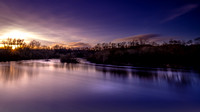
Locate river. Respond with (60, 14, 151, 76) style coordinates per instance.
(0, 59, 200, 112)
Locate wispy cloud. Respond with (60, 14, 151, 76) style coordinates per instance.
(112, 34, 160, 43)
(162, 4, 198, 23)
(67, 42, 91, 48)
(0, 2, 101, 45)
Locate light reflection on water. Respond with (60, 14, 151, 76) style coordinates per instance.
(0, 59, 200, 112)
(0, 62, 37, 83)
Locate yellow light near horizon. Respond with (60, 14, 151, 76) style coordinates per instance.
(12, 46, 16, 50)
(0, 30, 35, 49)
(1, 30, 33, 40)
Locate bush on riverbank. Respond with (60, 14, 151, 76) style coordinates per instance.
(60, 54, 79, 63)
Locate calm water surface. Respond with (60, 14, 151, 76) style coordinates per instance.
(0, 59, 200, 112)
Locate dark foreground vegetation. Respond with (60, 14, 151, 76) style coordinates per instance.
(88, 38, 200, 68)
(1, 37, 200, 68)
(0, 38, 90, 63)
(60, 54, 79, 63)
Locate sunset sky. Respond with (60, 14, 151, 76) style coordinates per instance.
(0, 0, 199, 46)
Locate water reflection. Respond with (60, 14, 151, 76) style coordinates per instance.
(0, 60, 200, 112)
(95, 66, 199, 87)
(1, 59, 199, 87)
(96, 67, 129, 78)
(17, 61, 50, 67)
(132, 70, 157, 80)
(0, 62, 37, 83)
(161, 72, 191, 87)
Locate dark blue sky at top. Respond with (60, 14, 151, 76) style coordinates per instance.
(0, 0, 200, 44)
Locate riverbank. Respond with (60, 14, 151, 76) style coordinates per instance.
(86, 45, 200, 69)
(1, 42, 200, 69)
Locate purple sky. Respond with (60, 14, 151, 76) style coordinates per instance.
(0, 0, 199, 46)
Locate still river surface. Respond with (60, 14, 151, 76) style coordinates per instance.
(0, 59, 200, 112)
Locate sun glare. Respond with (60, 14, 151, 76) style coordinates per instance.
(0, 30, 35, 49)
(12, 46, 16, 50)
(1, 30, 32, 40)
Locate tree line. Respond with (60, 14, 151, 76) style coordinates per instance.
(92, 37, 200, 50)
(1, 38, 41, 49)
(87, 37, 200, 68)
(1, 37, 200, 68)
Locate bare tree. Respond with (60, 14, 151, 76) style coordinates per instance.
(29, 40, 41, 49)
(2, 38, 26, 49)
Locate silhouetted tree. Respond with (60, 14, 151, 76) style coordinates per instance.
(52, 44, 64, 49)
(2, 38, 26, 49)
(29, 40, 41, 49)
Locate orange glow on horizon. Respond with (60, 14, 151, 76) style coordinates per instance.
(12, 46, 16, 50)
(0, 30, 35, 43)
